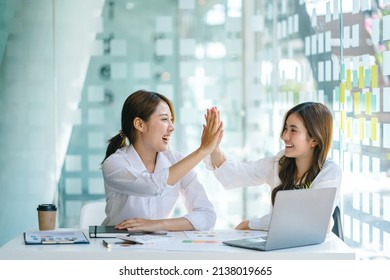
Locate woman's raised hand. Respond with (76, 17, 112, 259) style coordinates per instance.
(200, 107, 223, 155)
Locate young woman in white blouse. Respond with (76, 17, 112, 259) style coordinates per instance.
(206, 102, 342, 231)
(101, 90, 223, 231)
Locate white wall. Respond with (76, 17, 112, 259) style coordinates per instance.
(0, 0, 103, 246)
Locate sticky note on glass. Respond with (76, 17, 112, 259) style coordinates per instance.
(365, 91, 371, 115)
(340, 110, 346, 131)
(364, 69, 371, 87)
(353, 91, 360, 114)
(334, 86, 340, 102)
(346, 69, 352, 90)
(371, 65, 378, 88)
(383, 51, 390, 76)
(347, 117, 352, 139)
(353, 69, 358, 87)
(371, 117, 377, 141)
(384, 87, 390, 112)
(359, 66, 364, 88)
(340, 82, 345, 104)
(359, 117, 365, 141)
(340, 63, 345, 81)
(384, 15, 390, 41)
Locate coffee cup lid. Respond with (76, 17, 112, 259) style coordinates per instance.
(37, 204, 57, 211)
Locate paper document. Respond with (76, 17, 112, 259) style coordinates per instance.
(24, 231, 90, 245)
(165, 230, 267, 252)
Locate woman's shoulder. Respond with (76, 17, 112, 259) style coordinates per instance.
(101, 146, 128, 168)
(321, 157, 342, 176)
(323, 157, 341, 169)
(105, 146, 127, 160)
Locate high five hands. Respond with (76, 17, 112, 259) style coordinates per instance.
(201, 106, 224, 155)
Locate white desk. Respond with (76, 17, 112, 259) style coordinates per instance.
(0, 229, 356, 260)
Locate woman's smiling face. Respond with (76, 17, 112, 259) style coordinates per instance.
(138, 101, 175, 153)
(281, 112, 316, 161)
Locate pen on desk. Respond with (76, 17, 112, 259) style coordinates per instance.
(102, 240, 111, 248)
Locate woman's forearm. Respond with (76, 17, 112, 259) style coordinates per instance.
(167, 148, 209, 186)
(210, 147, 226, 169)
(160, 217, 195, 231)
(167, 107, 223, 185)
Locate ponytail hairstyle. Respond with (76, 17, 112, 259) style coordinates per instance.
(271, 102, 333, 205)
(101, 90, 175, 163)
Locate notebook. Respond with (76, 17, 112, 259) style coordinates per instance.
(89, 226, 132, 238)
(89, 225, 168, 238)
(223, 187, 337, 251)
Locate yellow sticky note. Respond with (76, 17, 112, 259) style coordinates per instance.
(365, 92, 371, 115)
(371, 65, 378, 88)
(353, 92, 360, 114)
(359, 117, 365, 140)
(346, 117, 352, 139)
(340, 110, 346, 131)
(340, 82, 345, 104)
(359, 66, 364, 89)
(371, 117, 377, 141)
(346, 69, 352, 90)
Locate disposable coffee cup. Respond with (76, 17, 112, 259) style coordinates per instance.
(37, 204, 57, 230)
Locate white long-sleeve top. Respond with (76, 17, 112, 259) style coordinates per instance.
(205, 150, 342, 230)
(101, 145, 216, 230)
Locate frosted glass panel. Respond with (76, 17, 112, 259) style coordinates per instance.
(88, 155, 102, 172)
(179, 0, 195, 10)
(88, 108, 105, 125)
(110, 39, 127, 56)
(88, 132, 105, 149)
(88, 178, 104, 194)
(156, 16, 173, 33)
(180, 39, 196, 56)
(88, 86, 104, 102)
(111, 62, 127, 79)
(133, 62, 151, 79)
(65, 178, 82, 195)
(65, 155, 82, 172)
(156, 39, 173, 56)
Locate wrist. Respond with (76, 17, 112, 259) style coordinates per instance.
(210, 148, 225, 168)
(196, 146, 210, 158)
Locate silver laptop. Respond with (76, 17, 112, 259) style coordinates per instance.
(223, 187, 337, 251)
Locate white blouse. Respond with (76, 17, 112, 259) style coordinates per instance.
(205, 150, 342, 230)
(102, 145, 216, 230)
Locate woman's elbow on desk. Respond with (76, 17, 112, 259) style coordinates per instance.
(185, 211, 217, 231)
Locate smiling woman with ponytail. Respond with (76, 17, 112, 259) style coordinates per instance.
(101, 90, 223, 232)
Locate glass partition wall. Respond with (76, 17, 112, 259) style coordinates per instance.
(0, 0, 389, 259)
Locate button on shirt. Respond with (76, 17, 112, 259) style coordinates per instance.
(102, 145, 216, 230)
(204, 150, 342, 230)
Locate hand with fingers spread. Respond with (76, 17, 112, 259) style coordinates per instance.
(204, 107, 225, 169)
(200, 107, 224, 155)
(166, 106, 223, 186)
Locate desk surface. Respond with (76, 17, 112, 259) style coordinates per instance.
(0, 229, 356, 260)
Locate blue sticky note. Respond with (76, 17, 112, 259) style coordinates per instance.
(364, 69, 371, 87)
